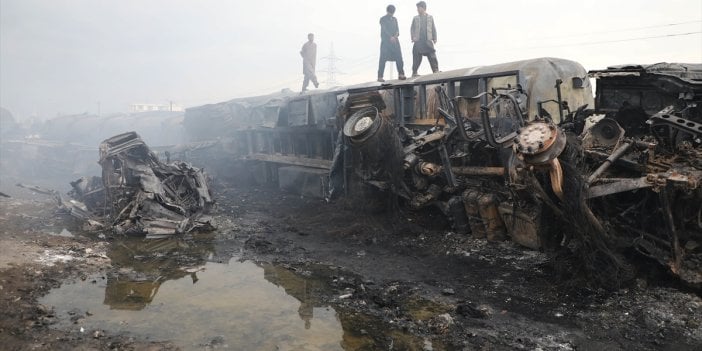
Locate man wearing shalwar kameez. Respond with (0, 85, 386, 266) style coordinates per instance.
(300, 33, 319, 92)
(410, 1, 439, 77)
(378, 5, 406, 82)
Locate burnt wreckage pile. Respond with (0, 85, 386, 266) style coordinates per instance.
(65, 132, 214, 239)
(338, 62, 702, 286)
(179, 58, 700, 287)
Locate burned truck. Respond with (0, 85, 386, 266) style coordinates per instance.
(583, 63, 702, 284)
(64, 132, 215, 239)
(183, 57, 701, 286)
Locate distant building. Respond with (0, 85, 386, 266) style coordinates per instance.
(130, 103, 183, 113)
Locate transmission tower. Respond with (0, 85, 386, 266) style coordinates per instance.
(320, 42, 342, 87)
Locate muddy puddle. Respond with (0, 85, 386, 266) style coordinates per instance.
(39, 236, 428, 350)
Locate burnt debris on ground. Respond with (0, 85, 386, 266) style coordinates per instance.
(63, 131, 215, 238)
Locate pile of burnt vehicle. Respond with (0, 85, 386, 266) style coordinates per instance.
(64, 131, 215, 239)
(182, 58, 701, 286)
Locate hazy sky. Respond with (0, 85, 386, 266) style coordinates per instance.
(1, 0, 700, 120)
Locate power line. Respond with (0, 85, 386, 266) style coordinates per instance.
(527, 20, 701, 41)
(564, 31, 702, 47)
(444, 31, 702, 54)
(441, 20, 702, 49)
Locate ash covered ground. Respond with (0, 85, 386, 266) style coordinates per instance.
(1, 178, 701, 350)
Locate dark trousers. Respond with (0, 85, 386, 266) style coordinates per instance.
(378, 57, 405, 79)
(412, 50, 439, 74)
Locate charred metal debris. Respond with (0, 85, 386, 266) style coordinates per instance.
(63, 132, 215, 239)
(181, 58, 700, 287)
(339, 61, 702, 286)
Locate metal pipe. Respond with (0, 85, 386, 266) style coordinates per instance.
(660, 189, 683, 274)
(586, 177, 652, 198)
(453, 105, 471, 140)
(480, 104, 500, 148)
(555, 79, 564, 123)
(451, 166, 505, 176)
(436, 85, 470, 141)
(501, 93, 526, 128)
(586, 141, 633, 185)
(584, 149, 644, 172)
(439, 145, 458, 187)
(439, 107, 471, 141)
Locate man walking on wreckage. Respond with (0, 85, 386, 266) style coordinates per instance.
(300, 33, 320, 92)
(410, 1, 439, 77)
(378, 4, 407, 82)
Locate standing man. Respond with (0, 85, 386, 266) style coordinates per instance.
(300, 33, 319, 92)
(410, 1, 439, 77)
(378, 5, 406, 82)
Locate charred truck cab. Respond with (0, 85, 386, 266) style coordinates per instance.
(183, 57, 701, 286)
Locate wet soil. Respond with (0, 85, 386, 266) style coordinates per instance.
(1, 182, 701, 350)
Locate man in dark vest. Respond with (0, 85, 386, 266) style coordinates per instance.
(378, 5, 406, 82)
(410, 1, 439, 77)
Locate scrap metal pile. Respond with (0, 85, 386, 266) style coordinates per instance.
(64, 132, 214, 239)
(341, 63, 702, 286)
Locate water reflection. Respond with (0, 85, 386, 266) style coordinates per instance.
(103, 236, 214, 310)
(262, 263, 320, 330)
(41, 236, 426, 350)
(105, 238, 328, 331)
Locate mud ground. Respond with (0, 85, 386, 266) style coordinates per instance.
(1, 180, 701, 350)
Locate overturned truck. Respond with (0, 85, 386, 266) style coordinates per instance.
(184, 58, 702, 286)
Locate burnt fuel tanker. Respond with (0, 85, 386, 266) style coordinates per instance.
(182, 58, 702, 287)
